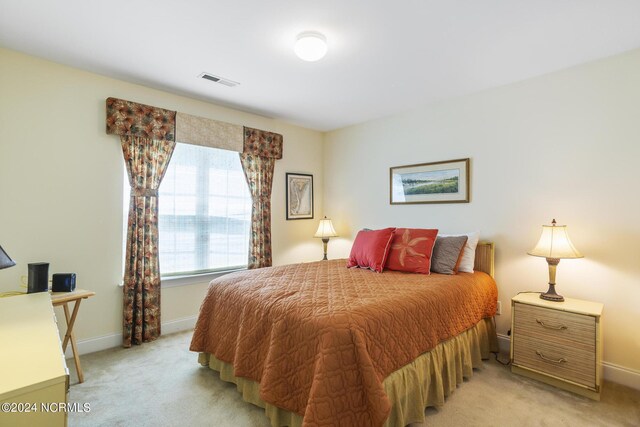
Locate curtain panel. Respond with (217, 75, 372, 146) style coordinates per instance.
(240, 154, 276, 269)
(240, 127, 283, 269)
(121, 135, 175, 347)
(106, 97, 176, 347)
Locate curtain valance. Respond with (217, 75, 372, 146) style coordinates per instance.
(243, 127, 283, 159)
(175, 112, 243, 152)
(106, 97, 176, 141)
(105, 98, 283, 157)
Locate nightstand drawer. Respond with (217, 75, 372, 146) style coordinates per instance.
(513, 336, 596, 388)
(514, 302, 595, 350)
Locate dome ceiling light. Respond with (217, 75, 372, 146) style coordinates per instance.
(294, 32, 328, 62)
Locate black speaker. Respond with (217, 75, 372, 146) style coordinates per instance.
(28, 262, 49, 293)
(52, 273, 76, 292)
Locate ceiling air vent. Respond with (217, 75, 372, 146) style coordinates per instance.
(198, 72, 239, 87)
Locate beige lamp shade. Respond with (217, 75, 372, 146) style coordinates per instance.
(528, 219, 583, 259)
(314, 217, 338, 238)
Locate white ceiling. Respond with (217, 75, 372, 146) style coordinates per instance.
(2, 1, 640, 131)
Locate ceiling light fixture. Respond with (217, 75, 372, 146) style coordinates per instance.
(294, 32, 328, 62)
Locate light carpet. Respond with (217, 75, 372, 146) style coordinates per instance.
(68, 330, 640, 427)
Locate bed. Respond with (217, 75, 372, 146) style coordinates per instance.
(190, 242, 498, 427)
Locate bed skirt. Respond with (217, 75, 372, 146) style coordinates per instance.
(198, 317, 498, 427)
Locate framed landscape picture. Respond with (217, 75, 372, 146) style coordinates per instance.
(286, 173, 314, 220)
(390, 158, 470, 204)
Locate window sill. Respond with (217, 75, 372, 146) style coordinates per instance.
(117, 268, 247, 289)
(161, 268, 247, 288)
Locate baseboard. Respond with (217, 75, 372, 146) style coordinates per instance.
(497, 333, 510, 354)
(494, 334, 640, 391)
(602, 362, 640, 391)
(64, 315, 197, 358)
(64, 331, 123, 359)
(161, 314, 198, 335)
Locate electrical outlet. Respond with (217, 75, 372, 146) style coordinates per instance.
(496, 301, 502, 315)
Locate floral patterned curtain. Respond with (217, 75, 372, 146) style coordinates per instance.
(106, 97, 176, 347)
(121, 135, 175, 347)
(107, 97, 175, 141)
(107, 99, 284, 342)
(240, 127, 283, 269)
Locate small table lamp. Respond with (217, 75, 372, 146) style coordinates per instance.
(527, 219, 583, 302)
(314, 216, 338, 260)
(0, 245, 16, 270)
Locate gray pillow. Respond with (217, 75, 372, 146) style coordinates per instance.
(431, 235, 468, 274)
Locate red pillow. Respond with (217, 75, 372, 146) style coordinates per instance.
(347, 228, 396, 273)
(385, 228, 438, 274)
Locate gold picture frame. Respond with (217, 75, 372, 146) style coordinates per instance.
(390, 158, 470, 204)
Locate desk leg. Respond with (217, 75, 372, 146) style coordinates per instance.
(62, 300, 84, 383)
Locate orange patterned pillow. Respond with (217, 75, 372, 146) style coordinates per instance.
(385, 228, 439, 274)
(347, 228, 396, 273)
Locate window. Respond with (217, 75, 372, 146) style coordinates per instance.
(157, 143, 251, 277)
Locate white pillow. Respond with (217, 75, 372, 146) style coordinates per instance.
(439, 232, 479, 273)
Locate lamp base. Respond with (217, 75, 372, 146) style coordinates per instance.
(321, 238, 329, 261)
(540, 283, 564, 302)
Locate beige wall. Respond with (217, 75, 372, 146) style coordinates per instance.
(324, 49, 640, 374)
(0, 48, 324, 343)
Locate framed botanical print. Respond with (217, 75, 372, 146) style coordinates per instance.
(390, 158, 470, 204)
(286, 173, 314, 220)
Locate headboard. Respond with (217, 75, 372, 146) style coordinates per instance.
(474, 241, 495, 278)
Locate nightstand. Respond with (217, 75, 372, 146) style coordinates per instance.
(510, 293, 603, 400)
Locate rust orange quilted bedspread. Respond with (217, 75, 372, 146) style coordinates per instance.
(190, 259, 497, 427)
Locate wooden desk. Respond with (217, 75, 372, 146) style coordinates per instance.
(50, 289, 95, 384)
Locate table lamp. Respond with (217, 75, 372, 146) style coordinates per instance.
(314, 216, 338, 260)
(0, 245, 16, 270)
(527, 219, 583, 302)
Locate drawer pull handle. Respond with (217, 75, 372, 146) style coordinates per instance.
(535, 350, 567, 364)
(535, 318, 567, 330)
